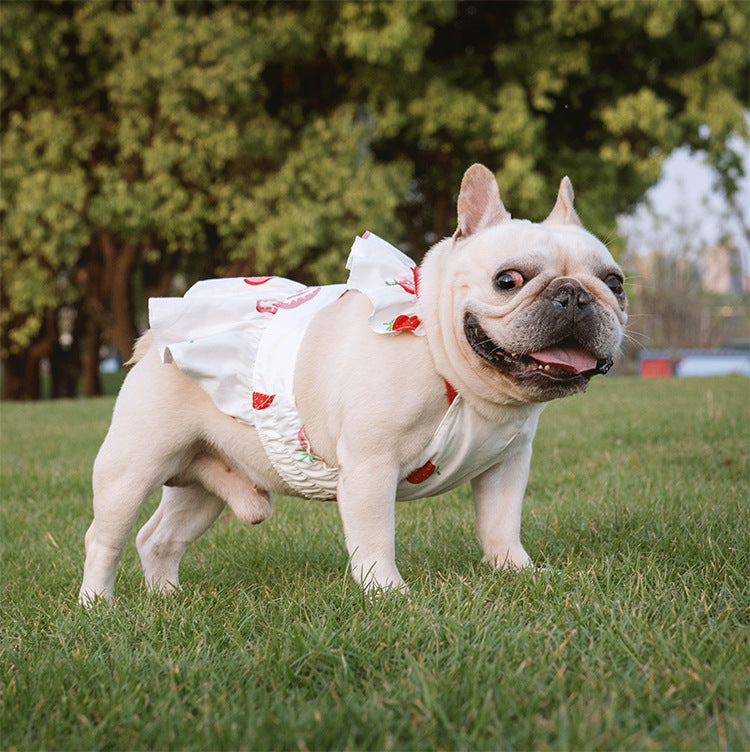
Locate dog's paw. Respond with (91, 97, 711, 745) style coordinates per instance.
(232, 488, 274, 525)
(351, 558, 408, 594)
(364, 577, 410, 596)
(144, 575, 181, 595)
(78, 586, 115, 606)
(482, 544, 532, 571)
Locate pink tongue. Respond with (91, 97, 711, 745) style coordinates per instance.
(529, 345, 597, 374)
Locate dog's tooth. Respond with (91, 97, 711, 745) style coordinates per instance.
(544, 364, 551, 371)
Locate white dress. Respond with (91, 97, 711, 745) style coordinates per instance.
(149, 232, 535, 500)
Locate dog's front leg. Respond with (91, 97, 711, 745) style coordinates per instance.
(471, 434, 535, 570)
(335, 451, 405, 592)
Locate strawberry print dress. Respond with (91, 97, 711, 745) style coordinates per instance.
(149, 232, 537, 501)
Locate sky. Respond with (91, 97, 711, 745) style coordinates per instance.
(618, 134, 750, 276)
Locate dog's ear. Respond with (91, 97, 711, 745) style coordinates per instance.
(544, 176, 583, 227)
(455, 164, 510, 239)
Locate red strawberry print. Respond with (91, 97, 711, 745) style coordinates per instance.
(397, 279, 415, 295)
(444, 380, 458, 406)
(386, 266, 420, 297)
(397, 267, 420, 296)
(252, 392, 275, 410)
(256, 300, 279, 314)
(297, 426, 323, 463)
(256, 287, 321, 315)
(389, 314, 421, 332)
(298, 425, 311, 451)
(279, 287, 321, 310)
(243, 276, 273, 285)
(406, 461, 439, 484)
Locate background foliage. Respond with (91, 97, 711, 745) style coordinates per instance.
(1, 0, 748, 397)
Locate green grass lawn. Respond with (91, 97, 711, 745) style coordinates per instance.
(1, 376, 748, 751)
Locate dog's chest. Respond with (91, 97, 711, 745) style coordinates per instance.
(256, 324, 535, 499)
(393, 395, 535, 500)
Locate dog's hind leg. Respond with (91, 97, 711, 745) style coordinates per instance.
(188, 453, 274, 526)
(79, 364, 198, 603)
(79, 459, 163, 604)
(136, 455, 273, 593)
(79, 421, 197, 604)
(136, 484, 226, 594)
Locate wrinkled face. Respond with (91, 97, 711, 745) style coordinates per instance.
(447, 221, 627, 404)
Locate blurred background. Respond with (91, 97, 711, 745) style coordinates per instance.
(1, 0, 748, 399)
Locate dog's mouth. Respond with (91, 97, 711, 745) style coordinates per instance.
(464, 312, 613, 382)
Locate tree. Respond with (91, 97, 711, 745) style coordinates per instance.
(1, 1, 411, 397)
(2, 0, 748, 398)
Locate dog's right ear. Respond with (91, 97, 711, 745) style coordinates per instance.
(455, 164, 510, 240)
(543, 176, 583, 227)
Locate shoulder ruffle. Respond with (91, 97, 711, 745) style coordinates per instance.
(345, 231, 424, 336)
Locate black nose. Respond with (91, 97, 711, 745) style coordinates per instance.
(550, 282, 592, 310)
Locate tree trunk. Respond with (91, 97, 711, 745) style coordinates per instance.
(1, 352, 34, 400)
(71, 231, 141, 396)
(432, 189, 454, 242)
(98, 230, 139, 362)
(81, 311, 102, 398)
(1, 316, 54, 400)
(0, 344, 49, 400)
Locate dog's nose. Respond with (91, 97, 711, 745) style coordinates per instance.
(550, 281, 591, 310)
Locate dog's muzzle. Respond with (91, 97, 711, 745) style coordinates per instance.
(463, 312, 612, 381)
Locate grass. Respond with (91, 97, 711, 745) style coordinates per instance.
(1, 376, 748, 751)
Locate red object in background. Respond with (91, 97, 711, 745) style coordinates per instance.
(640, 357, 673, 378)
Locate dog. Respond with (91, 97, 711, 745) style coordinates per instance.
(78, 164, 626, 603)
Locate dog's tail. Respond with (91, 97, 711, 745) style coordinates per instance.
(125, 331, 154, 366)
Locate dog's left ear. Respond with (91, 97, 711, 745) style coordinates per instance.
(544, 176, 583, 227)
(455, 164, 510, 239)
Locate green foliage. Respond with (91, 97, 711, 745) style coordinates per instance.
(1, 376, 748, 749)
(219, 105, 411, 283)
(0, 109, 91, 347)
(1, 0, 748, 359)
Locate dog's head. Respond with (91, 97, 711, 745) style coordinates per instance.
(420, 164, 627, 408)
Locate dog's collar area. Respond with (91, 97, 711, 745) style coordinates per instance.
(463, 312, 612, 381)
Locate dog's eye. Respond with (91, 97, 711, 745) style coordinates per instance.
(604, 274, 625, 298)
(495, 270, 524, 291)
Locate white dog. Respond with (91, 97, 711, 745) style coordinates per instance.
(79, 164, 627, 603)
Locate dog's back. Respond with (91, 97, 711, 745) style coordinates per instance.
(125, 331, 154, 366)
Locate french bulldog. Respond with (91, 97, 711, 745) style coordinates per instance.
(78, 164, 626, 603)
